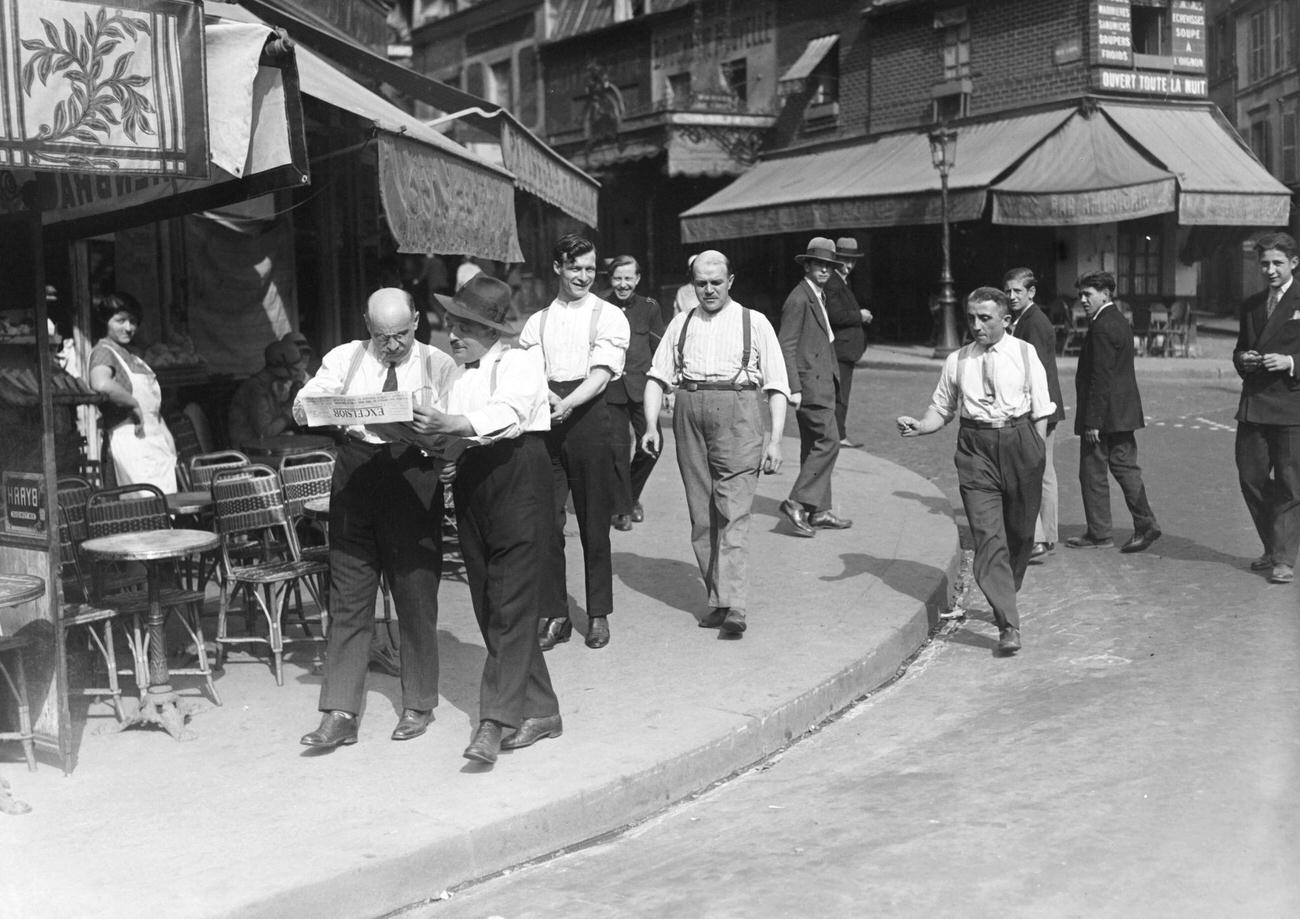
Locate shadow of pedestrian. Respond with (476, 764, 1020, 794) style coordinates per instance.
(820, 553, 949, 630)
(433, 629, 487, 721)
(1057, 527, 1246, 568)
(891, 489, 956, 519)
(611, 551, 703, 618)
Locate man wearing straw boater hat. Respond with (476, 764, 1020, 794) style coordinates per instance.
(778, 237, 853, 537)
(824, 237, 874, 449)
(409, 274, 562, 764)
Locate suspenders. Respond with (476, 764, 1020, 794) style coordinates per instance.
(537, 300, 602, 378)
(675, 306, 753, 388)
(341, 341, 435, 394)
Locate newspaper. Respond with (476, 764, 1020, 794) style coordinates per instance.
(300, 391, 413, 427)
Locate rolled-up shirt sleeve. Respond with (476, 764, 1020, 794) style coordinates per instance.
(751, 312, 792, 398)
(589, 303, 630, 379)
(292, 342, 352, 426)
(647, 313, 686, 392)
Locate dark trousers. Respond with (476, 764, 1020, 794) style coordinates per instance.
(835, 359, 858, 441)
(1078, 431, 1158, 540)
(455, 434, 559, 729)
(956, 423, 1045, 632)
(320, 441, 442, 715)
(791, 391, 841, 513)
(1235, 421, 1300, 566)
(544, 380, 614, 620)
(610, 398, 660, 514)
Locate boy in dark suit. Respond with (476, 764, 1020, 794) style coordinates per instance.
(1066, 270, 1160, 554)
(1233, 231, 1300, 584)
(779, 237, 851, 536)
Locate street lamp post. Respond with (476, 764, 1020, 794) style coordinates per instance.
(929, 124, 959, 358)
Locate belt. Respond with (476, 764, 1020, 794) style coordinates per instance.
(679, 380, 758, 392)
(960, 413, 1030, 430)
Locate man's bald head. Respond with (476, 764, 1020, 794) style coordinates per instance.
(690, 249, 735, 314)
(365, 287, 419, 362)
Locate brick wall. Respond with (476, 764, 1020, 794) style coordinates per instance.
(767, 0, 871, 149)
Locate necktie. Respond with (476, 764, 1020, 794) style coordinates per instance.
(464, 360, 480, 370)
(1267, 289, 1280, 320)
(982, 345, 997, 403)
(382, 361, 398, 392)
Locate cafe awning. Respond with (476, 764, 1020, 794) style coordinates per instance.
(779, 36, 838, 95)
(238, 0, 600, 227)
(990, 107, 1177, 226)
(1101, 102, 1292, 227)
(680, 108, 1072, 242)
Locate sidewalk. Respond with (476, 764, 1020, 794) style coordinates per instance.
(0, 432, 959, 919)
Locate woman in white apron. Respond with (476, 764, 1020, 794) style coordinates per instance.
(87, 293, 178, 494)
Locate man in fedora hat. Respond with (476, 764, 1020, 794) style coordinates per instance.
(778, 237, 853, 536)
(227, 339, 305, 447)
(824, 237, 874, 449)
(409, 275, 562, 765)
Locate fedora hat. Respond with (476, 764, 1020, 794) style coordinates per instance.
(794, 236, 844, 266)
(434, 274, 515, 334)
(835, 237, 865, 260)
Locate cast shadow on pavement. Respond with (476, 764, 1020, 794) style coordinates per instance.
(820, 553, 948, 630)
(891, 489, 957, 519)
(612, 551, 706, 619)
(1055, 527, 1245, 569)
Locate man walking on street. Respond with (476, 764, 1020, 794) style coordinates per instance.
(825, 237, 873, 449)
(519, 234, 629, 651)
(1005, 267, 1064, 561)
(1066, 270, 1161, 553)
(897, 287, 1054, 655)
(779, 237, 851, 536)
(1233, 231, 1300, 585)
(603, 255, 666, 530)
(295, 288, 454, 748)
(642, 250, 789, 637)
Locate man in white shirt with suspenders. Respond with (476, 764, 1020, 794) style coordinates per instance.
(897, 287, 1055, 656)
(294, 288, 455, 748)
(519, 234, 630, 652)
(642, 250, 790, 637)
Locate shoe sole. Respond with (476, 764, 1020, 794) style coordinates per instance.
(1269, 574, 1295, 584)
(721, 619, 747, 635)
(500, 728, 562, 751)
(391, 725, 429, 741)
(462, 747, 498, 764)
(1065, 541, 1113, 549)
(301, 735, 357, 748)
(1121, 533, 1162, 553)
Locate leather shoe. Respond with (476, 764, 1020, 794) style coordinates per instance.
(1251, 554, 1275, 571)
(463, 720, 503, 764)
(612, 514, 633, 531)
(810, 510, 853, 529)
(1269, 564, 1294, 584)
(1065, 534, 1114, 549)
(1029, 541, 1054, 558)
(538, 617, 572, 651)
(501, 713, 563, 750)
(391, 708, 432, 741)
(1120, 528, 1162, 554)
(585, 616, 610, 648)
(698, 607, 728, 629)
(721, 608, 747, 635)
(997, 627, 1022, 654)
(779, 498, 815, 537)
(300, 711, 358, 748)
(838, 438, 863, 449)
(630, 502, 645, 523)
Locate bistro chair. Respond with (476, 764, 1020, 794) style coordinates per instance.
(211, 465, 329, 686)
(56, 477, 131, 721)
(187, 450, 250, 491)
(278, 450, 334, 563)
(1146, 304, 1170, 356)
(1165, 300, 1192, 357)
(1062, 304, 1090, 356)
(85, 483, 220, 705)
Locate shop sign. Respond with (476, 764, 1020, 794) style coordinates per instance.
(1095, 68, 1207, 97)
(1170, 1, 1206, 74)
(1093, 0, 1133, 67)
(2, 471, 47, 536)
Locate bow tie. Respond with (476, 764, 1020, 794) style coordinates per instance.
(464, 359, 480, 370)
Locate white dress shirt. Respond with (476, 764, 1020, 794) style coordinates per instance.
(294, 339, 455, 444)
(930, 335, 1056, 423)
(647, 300, 791, 397)
(805, 278, 834, 343)
(518, 292, 630, 382)
(442, 342, 550, 442)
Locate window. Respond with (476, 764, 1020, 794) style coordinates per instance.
(666, 72, 691, 107)
(517, 46, 539, 127)
(1248, 2, 1294, 83)
(1283, 107, 1298, 184)
(1117, 222, 1162, 298)
(1210, 17, 1230, 80)
(1251, 120, 1273, 173)
(722, 58, 748, 109)
(1131, 4, 1169, 56)
(941, 21, 971, 80)
(933, 92, 968, 121)
(489, 59, 514, 110)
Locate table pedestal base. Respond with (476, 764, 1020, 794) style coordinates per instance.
(118, 685, 199, 741)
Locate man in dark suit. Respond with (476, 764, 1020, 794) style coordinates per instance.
(1066, 270, 1160, 553)
(825, 237, 873, 449)
(779, 237, 851, 536)
(603, 255, 666, 529)
(1233, 231, 1300, 585)
(1006, 267, 1065, 560)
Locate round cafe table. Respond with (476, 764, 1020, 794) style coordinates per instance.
(242, 434, 335, 465)
(165, 490, 213, 517)
(0, 574, 45, 610)
(302, 496, 330, 522)
(78, 530, 218, 741)
(0, 574, 45, 796)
